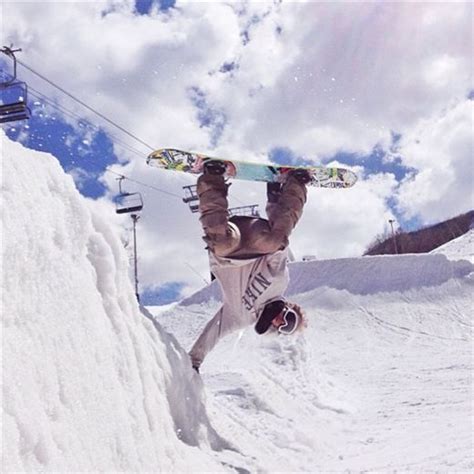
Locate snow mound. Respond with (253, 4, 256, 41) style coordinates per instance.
(181, 252, 473, 305)
(1, 134, 225, 472)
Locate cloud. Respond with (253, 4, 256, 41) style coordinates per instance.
(212, 2, 472, 160)
(3, 1, 471, 299)
(290, 171, 399, 260)
(395, 99, 473, 224)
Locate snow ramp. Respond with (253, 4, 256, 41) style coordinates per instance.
(181, 251, 473, 305)
(157, 230, 473, 471)
(1, 135, 229, 472)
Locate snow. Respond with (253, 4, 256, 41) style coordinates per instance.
(180, 252, 473, 305)
(1, 134, 224, 472)
(431, 229, 474, 263)
(2, 132, 473, 472)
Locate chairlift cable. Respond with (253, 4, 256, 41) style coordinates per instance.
(16, 58, 156, 152)
(27, 88, 246, 204)
(27, 89, 182, 199)
(12, 56, 248, 206)
(105, 168, 183, 199)
(28, 87, 148, 161)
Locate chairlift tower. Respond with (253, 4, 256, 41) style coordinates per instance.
(130, 213, 140, 302)
(388, 219, 399, 254)
(0, 46, 31, 124)
(115, 176, 143, 302)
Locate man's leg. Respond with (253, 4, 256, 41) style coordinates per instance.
(197, 174, 240, 256)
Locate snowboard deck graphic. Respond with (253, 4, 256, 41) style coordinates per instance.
(147, 148, 357, 189)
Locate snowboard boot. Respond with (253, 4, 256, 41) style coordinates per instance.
(288, 169, 312, 185)
(203, 159, 227, 176)
(267, 182, 282, 203)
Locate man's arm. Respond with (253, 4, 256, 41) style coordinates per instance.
(189, 306, 246, 370)
(197, 174, 240, 256)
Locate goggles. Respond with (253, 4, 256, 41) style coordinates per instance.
(277, 306, 300, 335)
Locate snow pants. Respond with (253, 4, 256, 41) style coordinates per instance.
(197, 174, 307, 257)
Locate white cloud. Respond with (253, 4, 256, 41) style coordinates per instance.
(290, 171, 398, 260)
(396, 99, 473, 224)
(2, 1, 472, 298)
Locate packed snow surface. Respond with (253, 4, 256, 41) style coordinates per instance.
(154, 235, 474, 471)
(1, 135, 225, 472)
(2, 133, 473, 472)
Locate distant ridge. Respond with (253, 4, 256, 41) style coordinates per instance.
(365, 210, 474, 256)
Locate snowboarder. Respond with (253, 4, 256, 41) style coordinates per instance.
(189, 161, 310, 372)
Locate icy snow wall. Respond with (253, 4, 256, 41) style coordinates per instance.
(1, 133, 225, 472)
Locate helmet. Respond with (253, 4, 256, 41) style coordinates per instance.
(255, 298, 305, 335)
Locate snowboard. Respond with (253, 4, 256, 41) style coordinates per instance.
(147, 148, 357, 189)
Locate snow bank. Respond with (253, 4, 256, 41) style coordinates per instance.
(1, 134, 224, 472)
(181, 251, 473, 305)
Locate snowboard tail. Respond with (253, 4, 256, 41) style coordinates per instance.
(147, 148, 357, 189)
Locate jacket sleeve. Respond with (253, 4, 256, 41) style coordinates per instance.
(189, 305, 247, 369)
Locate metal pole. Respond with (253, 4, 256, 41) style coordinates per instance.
(388, 219, 398, 254)
(131, 214, 140, 302)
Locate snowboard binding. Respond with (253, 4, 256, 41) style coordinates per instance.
(203, 160, 227, 176)
(284, 168, 313, 185)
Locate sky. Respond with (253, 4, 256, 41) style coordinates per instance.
(1, 0, 473, 304)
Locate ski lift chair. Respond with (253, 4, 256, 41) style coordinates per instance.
(228, 205, 260, 218)
(115, 192, 144, 214)
(0, 46, 31, 124)
(0, 80, 30, 123)
(114, 176, 144, 214)
(182, 184, 199, 213)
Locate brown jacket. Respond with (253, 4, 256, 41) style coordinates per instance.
(197, 173, 307, 258)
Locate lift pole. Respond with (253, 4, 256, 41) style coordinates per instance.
(388, 219, 398, 254)
(131, 214, 140, 302)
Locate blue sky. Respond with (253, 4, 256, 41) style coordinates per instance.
(5, 112, 116, 198)
(2, 1, 472, 304)
(135, 0, 175, 15)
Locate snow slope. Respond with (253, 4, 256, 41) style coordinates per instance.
(153, 239, 474, 471)
(180, 251, 473, 305)
(431, 229, 474, 263)
(1, 134, 226, 472)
